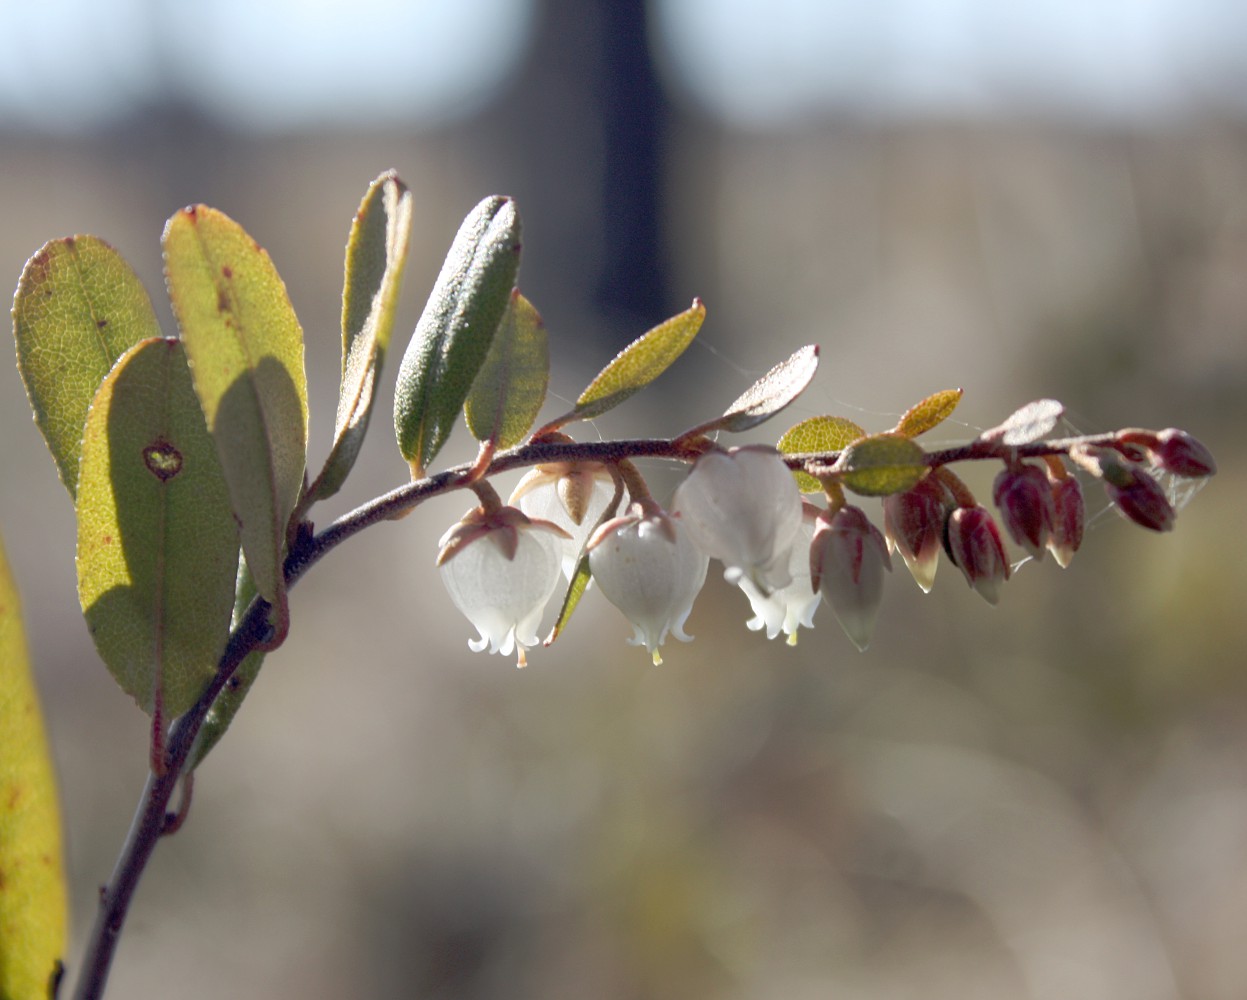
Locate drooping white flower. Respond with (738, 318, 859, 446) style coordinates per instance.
(437, 505, 568, 666)
(587, 502, 709, 664)
(737, 505, 821, 645)
(672, 446, 803, 593)
(511, 462, 623, 580)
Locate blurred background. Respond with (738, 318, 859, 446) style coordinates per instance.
(2, 1, 1245, 997)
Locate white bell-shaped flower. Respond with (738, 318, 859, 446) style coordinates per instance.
(737, 505, 821, 645)
(672, 446, 803, 592)
(587, 502, 709, 664)
(511, 462, 623, 580)
(437, 505, 568, 667)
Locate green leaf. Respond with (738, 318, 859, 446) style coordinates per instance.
(464, 291, 549, 448)
(76, 338, 240, 718)
(0, 533, 68, 1000)
(186, 556, 265, 772)
(308, 171, 414, 503)
(163, 205, 308, 611)
(894, 387, 963, 438)
(551, 298, 705, 428)
(834, 433, 929, 497)
(544, 553, 593, 647)
(778, 414, 867, 493)
(13, 235, 161, 499)
(394, 195, 522, 476)
(981, 398, 1065, 446)
(711, 344, 820, 434)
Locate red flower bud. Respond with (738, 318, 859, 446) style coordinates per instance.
(946, 505, 1010, 605)
(810, 506, 891, 651)
(882, 474, 954, 593)
(1046, 475, 1085, 568)
(992, 464, 1054, 561)
(1152, 428, 1216, 478)
(1106, 465, 1176, 532)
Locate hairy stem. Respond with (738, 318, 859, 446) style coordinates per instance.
(70, 429, 1119, 999)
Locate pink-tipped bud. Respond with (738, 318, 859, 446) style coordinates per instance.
(810, 506, 891, 651)
(882, 474, 953, 593)
(992, 464, 1055, 561)
(1046, 475, 1085, 568)
(1106, 465, 1176, 532)
(1152, 428, 1216, 478)
(946, 505, 1010, 605)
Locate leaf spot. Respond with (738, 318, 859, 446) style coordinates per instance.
(217, 288, 230, 312)
(143, 440, 184, 481)
(221, 265, 233, 279)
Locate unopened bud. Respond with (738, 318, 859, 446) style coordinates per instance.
(1046, 475, 1085, 568)
(1152, 428, 1216, 478)
(882, 474, 954, 593)
(1106, 465, 1176, 532)
(946, 505, 1010, 605)
(992, 464, 1054, 561)
(810, 506, 891, 651)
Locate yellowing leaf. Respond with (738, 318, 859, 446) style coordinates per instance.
(778, 414, 867, 493)
(464, 291, 549, 448)
(394, 196, 522, 476)
(308, 171, 414, 502)
(13, 235, 160, 498)
(76, 338, 239, 717)
(895, 388, 963, 438)
(163, 205, 308, 611)
(834, 433, 929, 497)
(0, 534, 68, 1000)
(555, 299, 705, 427)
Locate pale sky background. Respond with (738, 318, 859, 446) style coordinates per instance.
(1, 0, 1244, 132)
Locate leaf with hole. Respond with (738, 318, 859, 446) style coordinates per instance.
(163, 205, 307, 615)
(76, 338, 239, 718)
(394, 195, 521, 476)
(778, 414, 867, 493)
(0, 533, 68, 1000)
(13, 235, 161, 498)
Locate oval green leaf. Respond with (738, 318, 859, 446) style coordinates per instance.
(163, 205, 308, 610)
(778, 414, 868, 493)
(307, 171, 414, 503)
(76, 338, 240, 718)
(13, 235, 161, 499)
(980, 398, 1065, 446)
(834, 433, 929, 497)
(0, 534, 69, 1000)
(464, 291, 549, 448)
(714, 344, 820, 434)
(894, 387, 963, 438)
(544, 298, 705, 429)
(543, 553, 593, 647)
(394, 195, 522, 476)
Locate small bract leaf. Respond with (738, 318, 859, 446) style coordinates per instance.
(186, 556, 265, 772)
(394, 195, 522, 476)
(544, 553, 593, 646)
(778, 414, 867, 493)
(464, 291, 549, 448)
(0, 534, 69, 1000)
(13, 235, 160, 498)
(835, 433, 929, 497)
(553, 298, 705, 427)
(309, 171, 414, 502)
(981, 398, 1065, 447)
(163, 205, 308, 610)
(895, 387, 963, 438)
(76, 338, 239, 718)
(715, 344, 820, 434)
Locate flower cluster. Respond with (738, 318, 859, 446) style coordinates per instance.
(435, 427, 1215, 666)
